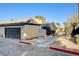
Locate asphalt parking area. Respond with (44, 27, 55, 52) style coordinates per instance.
(0, 38, 74, 56)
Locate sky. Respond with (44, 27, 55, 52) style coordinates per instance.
(0, 3, 78, 25)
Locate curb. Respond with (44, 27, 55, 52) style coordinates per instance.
(19, 40, 32, 45)
(49, 47, 79, 55)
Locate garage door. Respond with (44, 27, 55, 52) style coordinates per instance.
(5, 28, 21, 39)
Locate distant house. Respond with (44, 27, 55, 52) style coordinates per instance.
(0, 16, 46, 40)
(41, 23, 57, 35)
(42, 22, 64, 36)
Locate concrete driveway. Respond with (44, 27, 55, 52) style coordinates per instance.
(0, 38, 74, 56)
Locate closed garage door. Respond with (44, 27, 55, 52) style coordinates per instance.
(5, 28, 21, 39)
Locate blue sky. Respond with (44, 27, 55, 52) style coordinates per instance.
(0, 3, 78, 25)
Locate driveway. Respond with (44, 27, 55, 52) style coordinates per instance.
(0, 38, 74, 56)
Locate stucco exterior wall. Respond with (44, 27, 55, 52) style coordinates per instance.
(0, 27, 5, 38)
(22, 25, 41, 39)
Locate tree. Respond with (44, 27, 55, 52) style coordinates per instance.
(64, 13, 79, 36)
(32, 16, 46, 24)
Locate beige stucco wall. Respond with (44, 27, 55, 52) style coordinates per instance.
(22, 25, 41, 39)
(0, 27, 5, 38)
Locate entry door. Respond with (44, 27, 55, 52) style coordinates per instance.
(5, 28, 21, 39)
